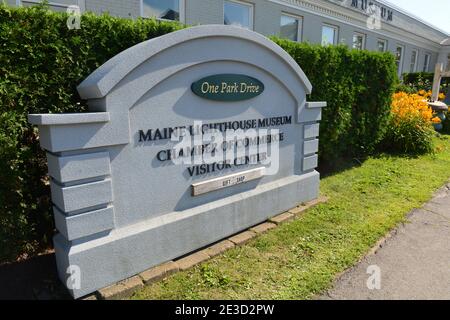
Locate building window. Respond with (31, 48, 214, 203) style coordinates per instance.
(446, 54, 450, 72)
(423, 53, 431, 72)
(18, 0, 77, 12)
(322, 24, 338, 46)
(352, 32, 366, 50)
(224, 0, 253, 30)
(280, 14, 303, 42)
(395, 45, 404, 76)
(142, 0, 181, 21)
(377, 39, 387, 52)
(410, 50, 418, 72)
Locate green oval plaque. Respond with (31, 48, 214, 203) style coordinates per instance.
(191, 74, 264, 102)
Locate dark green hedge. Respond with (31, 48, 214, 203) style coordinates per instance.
(0, 4, 182, 262)
(274, 38, 397, 161)
(0, 4, 397, 262)
(402, 72, 435, 85)
(398, 72, 449, 94)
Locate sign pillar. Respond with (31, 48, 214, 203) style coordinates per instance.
(432, 63, 444, 102)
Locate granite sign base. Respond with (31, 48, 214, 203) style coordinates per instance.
(55, 172, 318, 298)
(88, 195, 328, 300)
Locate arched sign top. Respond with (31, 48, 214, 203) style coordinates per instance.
(77, 25, 312, 100)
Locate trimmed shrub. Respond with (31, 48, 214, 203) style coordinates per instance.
(0, 4, 182, 262)
(395, 83, 418, 94)
(402, 72, 434, 85)
(0, 5, 397, 262)
(400, 72, 450, 94)
(273, 38, 398, 161)
(442, 111, 450, 134)
(381, 92, 435, 154)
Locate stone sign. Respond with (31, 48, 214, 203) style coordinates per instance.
(28, 25, 326, 298)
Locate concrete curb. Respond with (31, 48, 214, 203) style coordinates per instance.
(84, 195, 328, 300)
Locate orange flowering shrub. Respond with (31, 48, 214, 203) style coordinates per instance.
(417, 90, 446, 102)
(417, 90, 432, 100)
(391, 92, 433, 123)
(432, 117, 442, 124)
(382, 92, 435, 154)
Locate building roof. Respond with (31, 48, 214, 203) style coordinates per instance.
(321, 0, 449, 45)
(441, 38, 450, 46)
(378, 0, 450, 37)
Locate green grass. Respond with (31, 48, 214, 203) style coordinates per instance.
(131, 135, 450, 300)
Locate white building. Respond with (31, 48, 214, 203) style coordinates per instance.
(7, 0, 450, 75)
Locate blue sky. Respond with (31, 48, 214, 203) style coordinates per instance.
(386, 0, 450, 35)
